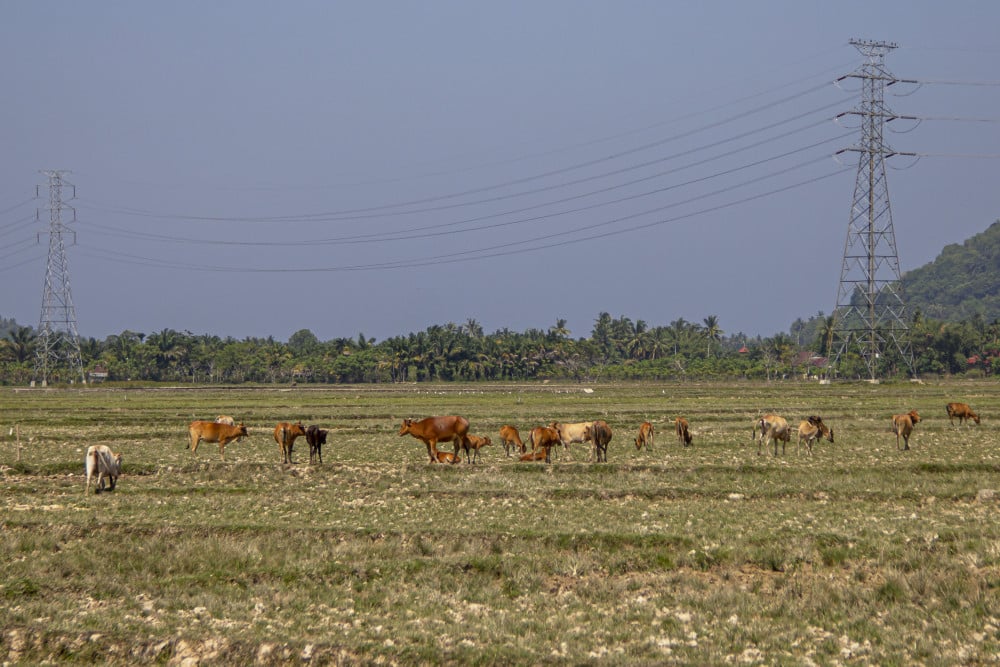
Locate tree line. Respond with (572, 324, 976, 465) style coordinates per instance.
(2, 310, 998, 385)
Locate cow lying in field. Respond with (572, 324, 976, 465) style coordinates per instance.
(675, 417, 693, 447)
(274, 422, 307, 464)
(892, 410, 920, 451)
(306, 425, 328, 464)
(634, 421, 653, 451)
(399, 416, 470, 463)
(796, 416, 833, 455)
(85, 444, 122, 495)
(433, 450, 460, 464)
(499, 425, 525, 457)
(214, 415, 236, 426)
(188, 420, 249, 461)
(946, 402, 980, 427)
(519, 448, 549, 462)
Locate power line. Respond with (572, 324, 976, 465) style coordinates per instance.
(76, 80, 841, 224)
(75, 163, 850, 274)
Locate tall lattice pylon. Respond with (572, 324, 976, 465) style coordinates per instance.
(33, 170, 86, 386)
(829, 39, 915, 380)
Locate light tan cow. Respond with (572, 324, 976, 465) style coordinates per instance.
(892, 410, 921, 451)
(85, 445, 123, 494)
(214, 415, 236, 426)
(755, 414, 790, 456)
(634, 421, 654, 450)
(550, 421, 593, 453)
(796, 416, 833, 455)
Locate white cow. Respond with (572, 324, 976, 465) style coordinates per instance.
(85, 445, 123, 494)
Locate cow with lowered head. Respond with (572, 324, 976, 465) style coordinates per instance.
(85, 444, 123, 494)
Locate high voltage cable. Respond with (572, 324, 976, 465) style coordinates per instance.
(81, 133, 847, 249)
(0, 252, 44, 275)
(75, 158, 848, 274)
(0, 198, 33, 216)
(77, 94, 852, 231)
(74, 61, 857, 194)
(79, 113, 849, 246)
(77, 81, 839, 224)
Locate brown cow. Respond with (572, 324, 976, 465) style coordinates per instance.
(519, 448, 549, 462)
(946, 402, 980, 426)
(634, 421, 654, 450)
(892, 410, 921, 451)
(755, 414, 790, 456)
(188, 420, 249, 461)
(399, 416, 470, 463)
(433, 450, 460, 464)
(461, 434, 492, 464)
(498, 425, 525, 457)
(274, 421, 307, 464)
(305, 425, 328, 464)
(675, 417, 693, 447)
(528, 426, 562, 463)
(591, 420, 613, 463)
(796, 416, 833, 455)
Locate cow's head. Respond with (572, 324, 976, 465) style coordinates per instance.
(399, 418, 414, 436)
(908, 410, 921, 424)
(237, 424, 249, 438)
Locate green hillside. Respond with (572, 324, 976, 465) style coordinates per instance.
(902, 220, 1000, 322)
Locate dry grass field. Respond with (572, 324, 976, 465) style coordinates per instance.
(2, 380, 999, 665)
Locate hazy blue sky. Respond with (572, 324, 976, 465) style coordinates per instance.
(2, 2, 998, 343)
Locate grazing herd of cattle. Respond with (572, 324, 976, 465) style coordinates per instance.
(82, 402, 983, 493)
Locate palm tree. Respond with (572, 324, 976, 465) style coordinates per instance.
(702, 315, 723, 358)
(548, 318, 570, 341)
(462, 318, 484, 339)
(4, 326, 36, 363)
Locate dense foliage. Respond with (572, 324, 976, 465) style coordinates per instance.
(903, 219, 1000, 322)
(3, 307, 999, 384)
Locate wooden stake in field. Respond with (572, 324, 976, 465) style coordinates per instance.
(9, 425, 20, 462)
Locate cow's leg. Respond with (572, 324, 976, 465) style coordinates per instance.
(426, 440, 436, 463)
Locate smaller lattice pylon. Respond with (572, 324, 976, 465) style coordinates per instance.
(33, 170, 86, 386)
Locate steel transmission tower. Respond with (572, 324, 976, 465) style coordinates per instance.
(829, 39, 915, 380)
(33, 170, 86, 386)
